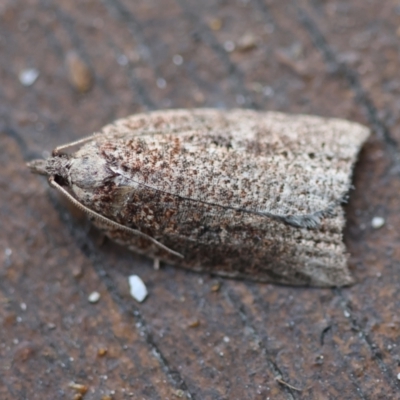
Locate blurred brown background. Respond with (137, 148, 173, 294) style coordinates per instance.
(1, 0, 400, 399)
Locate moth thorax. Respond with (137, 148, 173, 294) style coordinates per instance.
(68, 151, 110, 189)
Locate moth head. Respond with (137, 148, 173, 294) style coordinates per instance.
(27, 155, 71, 186)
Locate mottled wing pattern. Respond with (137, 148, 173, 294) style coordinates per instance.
(93, 109, 369, 225)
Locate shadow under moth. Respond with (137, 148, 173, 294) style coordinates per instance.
(28, 109, 370, 287)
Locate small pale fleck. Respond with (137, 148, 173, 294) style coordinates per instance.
(153, 258, 160, 270)
(88, 291, 100, 303)
(19, 68, 39, 86)
(371, 216, 385, 229)
(223, 40, 235, 52)
(314, 354, 324, 365)
(97, 347, 107, 357)
(397, 372, 400, 380)
(156, 77, 167, 89)
(187, 319, 200, 328)
(343, 310, 350, 318)
(174, 389, 185, 398)
(20, 303, 27, 311)
(223, 336, 230, 343)
(66, 51, 93, 93)
(172, 54, 183, 66)
(128, 275, 148, 302)
(72, 265, 84, 278)
(5, 248, 12, 257)
(237, 32, 257, 52)
(69, 382, 88, 394)
(208, 17, 222, 31)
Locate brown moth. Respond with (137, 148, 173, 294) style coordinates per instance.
(28, 109, 370, 287)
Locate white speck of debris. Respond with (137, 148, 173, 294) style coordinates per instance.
(117, 54, 128, 66)
(223, 336, 230, 343)
(128, 275, 148, 303)
(343, 310, 350, 318)
(19, 68, 39, 86)
(371, 216, 385, 229)
(397, 372, 400, 380)
(20, 303, 27, 311)
(153, 258, 160, 270)
(88, 291, 101, 303)
(173, 54, 183, 65)
(5, 248, 12, 257)
(156, 77, 167, 89)
(223, 40, 235, 52)
(237, 32, 257, 51)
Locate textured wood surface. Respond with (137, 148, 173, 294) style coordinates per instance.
(1, 1, 400, 399)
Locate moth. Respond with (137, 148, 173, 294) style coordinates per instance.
(28, 109, 370, 287)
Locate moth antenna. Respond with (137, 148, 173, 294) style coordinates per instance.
(52, 135, 97, 156)
(48, 177, 184, 259)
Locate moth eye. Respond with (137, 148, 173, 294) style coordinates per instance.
(308, 153, 315, 159)
(54, 174, 68, 186)
(281, 151, 288, 157)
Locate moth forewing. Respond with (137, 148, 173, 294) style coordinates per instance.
(28, 109, 370, 287)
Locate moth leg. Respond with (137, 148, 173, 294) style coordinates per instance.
(48, 177, 184, 259)
(52, 135, 97, 156)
